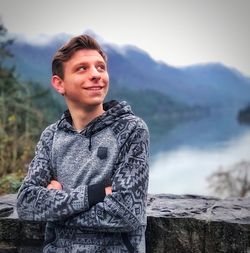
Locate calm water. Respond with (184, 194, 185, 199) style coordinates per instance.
(148, 109, 250, 196)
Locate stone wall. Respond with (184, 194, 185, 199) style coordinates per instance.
(0, 194, 249, 253)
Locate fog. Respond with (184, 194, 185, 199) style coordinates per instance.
(149, 130, 250, 196)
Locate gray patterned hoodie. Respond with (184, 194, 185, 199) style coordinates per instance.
(17, 100, 149, 253)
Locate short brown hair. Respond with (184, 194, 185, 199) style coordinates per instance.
(52, 35, 107, 79)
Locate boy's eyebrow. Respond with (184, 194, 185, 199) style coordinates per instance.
(76, 59, 106, 64)
(73, 60, 106, 67)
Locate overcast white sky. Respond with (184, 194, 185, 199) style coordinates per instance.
(0, 0, 249, 76)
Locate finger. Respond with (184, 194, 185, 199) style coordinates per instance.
(105, 186, 112, 195)
(47, 184, 53, 189)
(50, 180, 62, 190)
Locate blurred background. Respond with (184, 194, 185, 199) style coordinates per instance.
(0, 0, 249, 198)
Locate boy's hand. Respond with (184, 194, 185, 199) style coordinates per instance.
(47, 180, 62, 190)
(105, 186, 112, 195)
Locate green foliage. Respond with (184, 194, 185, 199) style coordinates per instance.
(106, 85, 207, 142)
(238, 104, 250, 125)
(0, 170, 25, 195)
(0, 22, 63, 195)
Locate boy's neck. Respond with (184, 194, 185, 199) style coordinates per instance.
(68, 104, 104, 132)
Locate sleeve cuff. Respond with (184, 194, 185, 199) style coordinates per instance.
(87, 181, 106, 208)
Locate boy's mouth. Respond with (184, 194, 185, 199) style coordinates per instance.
(85, 86, 102, 90)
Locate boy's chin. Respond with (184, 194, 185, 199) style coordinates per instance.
(82, 99, 106, 108)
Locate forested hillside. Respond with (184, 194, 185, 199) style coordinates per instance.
(0, 24, 62, 194)
(10, 32, 250, 109)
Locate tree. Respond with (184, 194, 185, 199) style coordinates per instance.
(0, 22, 62, 194)
(238, 104, 250, 125)
(207, 160, 250, 198)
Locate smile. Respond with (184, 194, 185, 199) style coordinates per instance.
(85, 87, 102, 90)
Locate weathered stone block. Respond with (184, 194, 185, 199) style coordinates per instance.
(146, 194, 250, 253)
(0, 194, 249, 253)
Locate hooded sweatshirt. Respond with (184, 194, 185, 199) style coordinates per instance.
(17, 100, 149, 253)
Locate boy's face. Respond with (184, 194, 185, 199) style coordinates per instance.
(53, 49, 109, 109)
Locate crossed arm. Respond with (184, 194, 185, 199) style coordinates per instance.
(17, 123, 149, 232)
(47, 180, 112, 195)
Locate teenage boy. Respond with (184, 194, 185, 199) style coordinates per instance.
(17, 34, 149, 253)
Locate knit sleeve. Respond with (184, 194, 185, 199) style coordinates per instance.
(16, 125, 90, 221)
(64, 119, 150, 232)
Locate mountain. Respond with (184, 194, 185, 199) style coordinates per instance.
(8, 32, 250, 110)
(181, 63, 250, 107)
(6, 31, 250, 150)
(105, 45, 250, 108)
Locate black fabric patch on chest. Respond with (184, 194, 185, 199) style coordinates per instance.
(97, 147, 108, 160)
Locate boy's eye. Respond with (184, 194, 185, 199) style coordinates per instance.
(97, 65, 106, 71)
(77, 66, 87, 71)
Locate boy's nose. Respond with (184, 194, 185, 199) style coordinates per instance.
(90, 67, 101, 80)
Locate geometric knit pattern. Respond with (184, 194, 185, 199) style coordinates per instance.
(17, 100, 149, 253)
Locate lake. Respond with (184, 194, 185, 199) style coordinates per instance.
(148, 108, 250, 197)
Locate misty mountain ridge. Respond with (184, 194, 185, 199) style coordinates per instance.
(8, 30, 250, 110)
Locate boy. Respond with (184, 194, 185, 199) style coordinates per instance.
(17, 34, 149, 252)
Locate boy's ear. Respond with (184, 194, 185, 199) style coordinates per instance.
(51, 75, 65, 95)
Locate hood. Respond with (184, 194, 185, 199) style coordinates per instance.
(57, 100, 134, 150)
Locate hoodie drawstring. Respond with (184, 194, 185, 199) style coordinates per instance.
(88, 136, 92, 151)
(87, 118, 101, 151)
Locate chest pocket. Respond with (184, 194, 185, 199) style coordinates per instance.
(97, 147, 108, 160)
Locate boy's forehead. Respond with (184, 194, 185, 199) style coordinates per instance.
(69, 49, 105, 62)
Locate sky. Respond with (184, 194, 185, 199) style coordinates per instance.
(0, 0, 250, 76)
